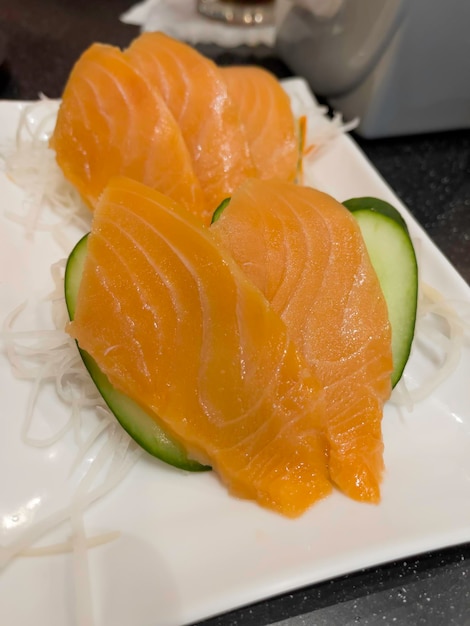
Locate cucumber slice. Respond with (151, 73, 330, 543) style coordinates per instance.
(64, 234, 210, 472)
(211, 197, 231, 224)
(342, 196, 409, 230)
(344, 200, 418, 386)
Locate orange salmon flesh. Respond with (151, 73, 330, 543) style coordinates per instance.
(212, 180, 393, 502)
(68, 177, 333, 517)
(51, 32, 299, 226)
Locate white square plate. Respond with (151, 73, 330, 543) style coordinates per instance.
(1, 79, 469, 626)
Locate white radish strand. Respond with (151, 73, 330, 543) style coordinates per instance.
(69, 415, 114, 477)
(1, 271, 139, 575)
(0, 442, 141, 571)
(70, 507, 95, 626)
(19, 531, 120, 557)
(0, 321, 140, 570)
(391, 283, 469, 407)
(1, 99, 90, 246)
(66, 422, 134, 625)
(2, 308, 93, 447)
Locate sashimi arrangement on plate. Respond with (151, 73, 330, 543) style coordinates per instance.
(0, 31, 469, 626)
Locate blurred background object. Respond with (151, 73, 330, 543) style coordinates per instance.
(197, 0, 275, 26)
(121, 0, 276, 48)
(276, 0, 470, 138)
(0, 26, 6, 64)
(0, 26, 8, 94)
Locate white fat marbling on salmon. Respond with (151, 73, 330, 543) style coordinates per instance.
(69, 178, 332, 516)
(212, 179, 393, 503)
(125, 32, 256, 215)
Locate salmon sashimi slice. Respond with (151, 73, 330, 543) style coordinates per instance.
(221, 66, 299, 183)
(68, 177, 332, 517)
(50, 43, 204, 215)
(212, 180, 393, 503)
(125, 32, 257, 221)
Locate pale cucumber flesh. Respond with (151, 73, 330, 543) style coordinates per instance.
(64, 234, 210, 472)
(347, 207, 418, 387)
(343, 196, 408, 231)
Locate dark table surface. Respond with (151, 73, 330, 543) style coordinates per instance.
(1, 2, 469, 626)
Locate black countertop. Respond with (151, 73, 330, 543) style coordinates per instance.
(1, 2, 469, 625)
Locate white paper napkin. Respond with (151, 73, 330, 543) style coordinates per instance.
(120, 0, 277, 48)
(120, 0, 344, 48)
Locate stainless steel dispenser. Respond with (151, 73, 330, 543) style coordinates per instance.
(276, 0, 470, 137)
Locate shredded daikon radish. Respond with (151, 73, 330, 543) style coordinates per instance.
(391, 282, 469, 408)
(0, 443, 142, 571)
(19, 530, 120, 557)
(0, 263, 141, 580)
(305, 109, 359, 161)
(1, 277, 141, 626)
(1, 99, 90, 247)
(71, 507, 95, 626)
(288, 86, 359, 168)
(1, 293, 141, 570)
(2, 302, 97, 447)
(69, 412, 114, 477)
(67, 422, 134, 624)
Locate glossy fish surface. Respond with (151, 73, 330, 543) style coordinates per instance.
(51, 43, 204, 215)
(126, 32, 257, 222)
(212, 179, 393, 503)
(68, 177, 332, 517)
(222, 65, 298, 183)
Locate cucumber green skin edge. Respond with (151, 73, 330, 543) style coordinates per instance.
(210, 197, 231, 224)
(343, 196, 409, 231)
(343, 201, 418, 387)
(64, 234, 210, 473)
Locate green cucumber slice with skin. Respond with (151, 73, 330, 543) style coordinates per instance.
(64, 234, 210, 472)
(211, 197, 231, 224)
(343, 199, 418, 387)
(343, 196, 408, 230)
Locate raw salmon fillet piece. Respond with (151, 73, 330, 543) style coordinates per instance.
(50, 43, 204, 215)
(221, 66, 299, 183)
(68, 177, 332, 517)
(212, 179, 393, 503)
(125, 32, 257, 222)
